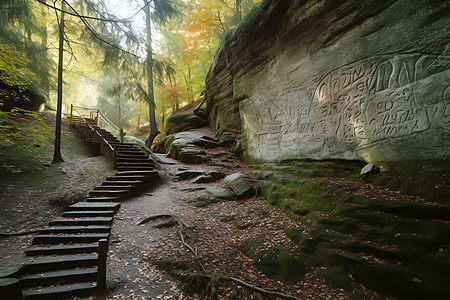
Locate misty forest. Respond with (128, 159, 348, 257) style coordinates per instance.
(0, 0, 449, 299)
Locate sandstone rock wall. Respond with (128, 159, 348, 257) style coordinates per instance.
(205, 0, 450, 164)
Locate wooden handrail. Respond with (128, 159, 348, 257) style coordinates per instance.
(72, 106, 116, 153)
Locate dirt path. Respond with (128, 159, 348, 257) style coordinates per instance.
(106, 161, 185, 299)
(103, 131, 387, 299)
(1, 123, 393, 299)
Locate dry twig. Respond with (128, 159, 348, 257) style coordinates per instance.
(139, 214, 301, 300)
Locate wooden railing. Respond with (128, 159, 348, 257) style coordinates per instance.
(69, 104, 118, 161)
(70, 104, 125, 143)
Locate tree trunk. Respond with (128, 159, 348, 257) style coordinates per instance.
(53, 0, 65, 163)
(41, 0, 50, 101)
(137, 104, 141, 128)
(144, 3, 161, 148)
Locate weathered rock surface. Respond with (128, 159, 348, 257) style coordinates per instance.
(165, 112, 208, 135)
(190, 175, 215, 184)
(176, 169, 225, 181)
(153, 132, 218, 164)
(223, 173, 254, 199)
(206, 187, 234, 200)
(205, 0, 450, 166)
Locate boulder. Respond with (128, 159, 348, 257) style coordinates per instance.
(165, 112, 208, 135)
(175, 170, 204, 180)
(190, 175, 215, 184)
(206, 187, 234, 200)
(223, 173, 254, 199)
(177, 169, 226, 182)
(156, 132, 217, 164)
(205, 0, 450, 167)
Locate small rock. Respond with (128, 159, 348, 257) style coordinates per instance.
(207, 170, 225, 180)
(176, 170, 204, 180)
(206, 187, 234, 200)
(223, 173, 254, 199)
(191, 175, 215, 184)
(360, 163, 380, 175)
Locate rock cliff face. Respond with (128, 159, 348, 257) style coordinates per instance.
(205, 0, 450, 165)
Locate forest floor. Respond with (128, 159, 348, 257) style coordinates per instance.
(102, 127, 398, 300)
(0, 110, 115, 276)
(1, 110, 448, 299)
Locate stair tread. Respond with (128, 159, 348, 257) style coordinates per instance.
(26, 254, 98, 265)
(22, 282, 97, 298)
(88, 190, 129, 196)
(35, 233, 110, 238)
(106, 176, 146, 180)
(62, 210, 115, 216)
(21, 267, 97, 280)
(50, 217, 113, 222)
(94, 185, 134, 188)
(117, 161, 153, 164)
(101, 180, 143, 185)
(48, 217, 113, 225)
(40, 226, 110, 233)
(84, 197, 119, 201)
(69, 202, 120, 210)
(116, 170, 158, 175)
(27, 243, 99, 255)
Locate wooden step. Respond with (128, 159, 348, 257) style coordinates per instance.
(116, 163, 154, 169)
(39, 225, 110, 234)
(114, 148, 145, 153)
(48, 217, 113, 226)
(84, 196, 120, 202)
(101, 180, 143, 186)
(20, 267, 97, 288)
(106, 175, 147, 181)
(26, 243, 99, 256)
(88, 190, 129, 197)
(116, 154, 149, 160)
(69, 202, 121, 212)
(21, 254, 98, 274)
(93, 185, 133, 191)
(62, 210, 115, 217)
(109, 142, 135, 146)
(22, 281, 97, 299)
(116, 170, 159, 177)
(103, 136, 119, 141)
(32, 233, 110, 245)
(116, 157, 153, 163)
(116, 165, 154, 171)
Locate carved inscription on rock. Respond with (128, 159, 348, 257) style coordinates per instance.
(242, 53, 450, 161)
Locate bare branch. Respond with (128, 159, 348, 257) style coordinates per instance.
(33, 0, 128, 23)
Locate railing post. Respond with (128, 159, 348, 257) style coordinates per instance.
(96, 110, 100, 126)
(120, 128, 124, 143)
(97, 239, 108, 290)
(70, 104, 73, 125)
(0, 278, 23, 299)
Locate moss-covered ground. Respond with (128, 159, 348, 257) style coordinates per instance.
(251, 160, 450, 299)
(0, 109, 115, 207)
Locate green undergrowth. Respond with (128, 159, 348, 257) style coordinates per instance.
(252, 159, 364, 179)
(187, 195, 220, 207)
(252, 161, 450, 299)
(154, 260, 223, 298)
(0, 109, 115, 207)
(238, 239, 306, 284)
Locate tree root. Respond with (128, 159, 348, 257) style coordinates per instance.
(224, 276, 301, 300)
(139, 214, 300, 300)
(0, 229, 42, 237)
(137, 214, 192, 229)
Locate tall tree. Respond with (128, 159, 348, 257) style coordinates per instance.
(144, 2, 159, 148)
(142, 0, 178, 147)
(53, 0, 65, 163)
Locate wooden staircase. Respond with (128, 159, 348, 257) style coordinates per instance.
(9, 109, 160, 299)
